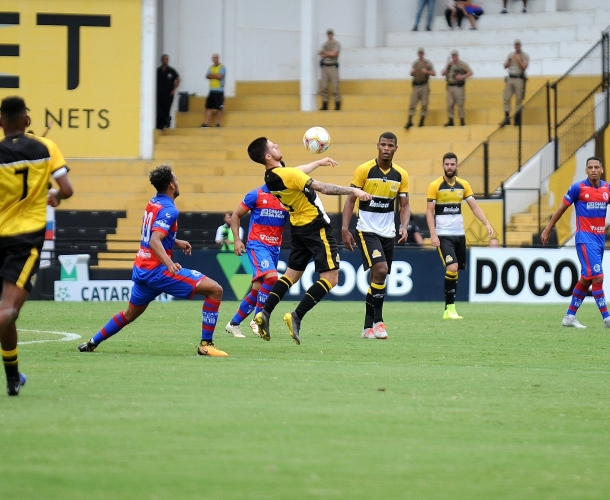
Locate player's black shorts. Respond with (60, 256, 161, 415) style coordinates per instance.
(288, 222, 339, 273)
(437, 235, 466, 270)
(356, 230, 394, 272)
(0, 228, 45, 293)
(206, 91, 224, 110)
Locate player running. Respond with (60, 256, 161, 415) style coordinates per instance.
(78, 165, 228, 356)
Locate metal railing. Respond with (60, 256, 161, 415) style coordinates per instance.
(460, 27, 610, 246)
(460, 26, 609, 205)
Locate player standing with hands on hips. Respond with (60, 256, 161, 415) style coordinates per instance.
(541, 156, 610, 329)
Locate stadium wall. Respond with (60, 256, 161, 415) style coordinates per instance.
(0, 0, 155, 158)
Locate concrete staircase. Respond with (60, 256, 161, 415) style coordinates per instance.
(343, 6, 610, 80)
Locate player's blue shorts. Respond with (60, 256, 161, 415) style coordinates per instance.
(130, 266, 205, 306)
(247, 242, 280, 281)
(576, 242, 604, 279)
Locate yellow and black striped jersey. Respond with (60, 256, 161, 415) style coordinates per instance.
(0, 133, 68, 237)
(427, 175, 474, 236)
(264, 166, 330, 228)
(351, 159, 409, 238)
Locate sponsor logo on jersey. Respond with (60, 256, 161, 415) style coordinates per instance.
(156, 220, 170, 229)
(443, 206, 460, 214)
(586, 202, 607, 209)
(137, 249, 152, 259)
(260, 234, 280, 244)
(590, 225, 605, 233)
(260, 208, 286, 218)
(369, 200, 391, 209)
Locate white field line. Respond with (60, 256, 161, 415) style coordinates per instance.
(19, 329, 81, 344)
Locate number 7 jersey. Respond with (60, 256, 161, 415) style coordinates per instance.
(133, 193, 178, 272)
(0, 133, 68, 237)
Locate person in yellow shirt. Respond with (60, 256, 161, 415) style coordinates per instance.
(0, 96, 74, 396)
(247, 136, 371, 345)
(201, 53, 225, 128)
(426, 152, 493, 319)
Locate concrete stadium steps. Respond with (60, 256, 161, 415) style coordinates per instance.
(341, 8, 610, 79)
(154, 140, 484, 162)
(159, 124, 496, 144)
(176, 77, 551, 128)
(235, 81, 299, 95)
(176, 108, 506, 128)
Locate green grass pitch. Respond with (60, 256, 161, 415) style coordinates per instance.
(1, 300, 609, 499)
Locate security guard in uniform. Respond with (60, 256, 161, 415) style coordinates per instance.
(441, 49, 473, 127)
(319, 29, 341, 111)
(501, 39, 529, 127)
(405, 47, 436, 130)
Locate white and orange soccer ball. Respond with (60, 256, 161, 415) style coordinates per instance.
(303, 126, 331, 154)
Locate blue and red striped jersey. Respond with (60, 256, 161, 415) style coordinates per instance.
(241, 185, 288, 247)
(133, 193, 178, 271)
(563, 179, 610, 245)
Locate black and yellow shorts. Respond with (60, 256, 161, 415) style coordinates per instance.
(288, 223, 339, 273)
(437, 235, 466, 270)
(356, 230, 394, 272)
(0, 228, 45, 293)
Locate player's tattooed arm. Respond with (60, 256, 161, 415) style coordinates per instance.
(310, 180, 372, 201)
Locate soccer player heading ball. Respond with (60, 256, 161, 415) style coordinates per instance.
(247, 137, 371, 345)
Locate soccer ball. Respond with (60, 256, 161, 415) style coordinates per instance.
(303, 126, 331, 154)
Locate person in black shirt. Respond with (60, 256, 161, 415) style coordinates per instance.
(156, 54, 180, 130)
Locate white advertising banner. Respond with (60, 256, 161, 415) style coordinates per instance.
(54, 280, 173, 302)
(468, 247, 599, 303)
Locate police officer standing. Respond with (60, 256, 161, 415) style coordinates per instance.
(319, 28, 341, 111)
(405, 47, 436, 130)
(501, 39, 529, 127)
(441, 49, 473, 127)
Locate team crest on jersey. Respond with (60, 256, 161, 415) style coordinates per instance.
(191, 270, 203, 277)
(445, 255, 454, 263)
(585, 193, 589, 199)
(261, 259, 270, 269)
(604, 193, 609, 201)
(594, 264, 601, 273)
(390, 183, 399, 192)
(371, 250, 382, 258)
